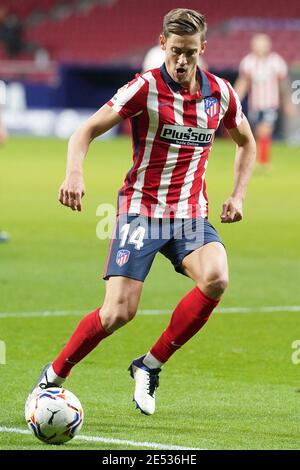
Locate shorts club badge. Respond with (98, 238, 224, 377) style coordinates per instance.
(116, 249, 130, 266)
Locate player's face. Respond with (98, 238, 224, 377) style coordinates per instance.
(251, 34, 271, 57)
(161, 33, 206, 87)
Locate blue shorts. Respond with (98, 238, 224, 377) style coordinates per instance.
(103, 215, 224, 282)
(248, 109, 278, 129)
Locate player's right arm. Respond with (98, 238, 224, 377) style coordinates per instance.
(234, 56, 250, 102)
(59, 74, 148, 211)
(59, 104, 123, 211)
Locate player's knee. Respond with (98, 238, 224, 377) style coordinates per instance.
(203, 273, 228, 298)
(101, 298, 137, 332)
(113, 305, 137, 326)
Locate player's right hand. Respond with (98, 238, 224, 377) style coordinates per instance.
(58, 174, 85, 212)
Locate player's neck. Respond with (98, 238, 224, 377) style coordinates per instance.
(181, 74, 199, 95)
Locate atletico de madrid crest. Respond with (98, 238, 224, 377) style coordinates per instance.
(116, 249, 130, 266)
(204, 97, 218, 118)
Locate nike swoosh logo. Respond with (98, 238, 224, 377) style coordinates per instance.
(171, 341, 181, 347)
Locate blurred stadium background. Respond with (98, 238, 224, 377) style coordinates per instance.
(1, 0, 300, 450)
(0, 0, 299, 140)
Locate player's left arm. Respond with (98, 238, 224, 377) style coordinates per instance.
(221, 117, 256, 223)
(234, 75, 250, 102)
(279, 77, 296, 117)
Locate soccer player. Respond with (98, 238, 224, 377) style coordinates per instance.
(27, 9, 256, 415)
(235, 33, 290, 168)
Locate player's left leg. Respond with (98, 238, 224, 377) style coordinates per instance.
(131, 233, 228, 415)
(149, 242, 228, 365)
(182, 241, 228, 298)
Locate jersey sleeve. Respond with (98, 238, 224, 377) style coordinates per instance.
(222, 80, 244, 129)
(275, 53, 288, 80)
(107, 74, 148, 119)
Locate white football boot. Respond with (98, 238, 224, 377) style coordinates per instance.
(25, 363, 65, 416)
(128, 355, 161, 415)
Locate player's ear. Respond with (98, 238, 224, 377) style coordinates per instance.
(200, 40, 207, 55)
(160, 34, 166, 51)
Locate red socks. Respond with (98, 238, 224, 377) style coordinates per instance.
(52, 308, 110, 378)
(258, 136, 271, 165)
(150, 287, 219, 363)
(52, 288, 219, 377)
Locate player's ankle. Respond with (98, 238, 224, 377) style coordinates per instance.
(50, 363, 69, 383)
(143, 352, 164, 369)
(48, 364, 67, 384)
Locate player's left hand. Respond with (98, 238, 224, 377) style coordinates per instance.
(220, 197, 243, 223)
(58, 174, 85, 212)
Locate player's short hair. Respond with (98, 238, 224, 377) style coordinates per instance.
(163, 8, 207, 41)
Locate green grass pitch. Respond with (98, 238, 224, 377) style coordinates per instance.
(0, 136, 299, 450)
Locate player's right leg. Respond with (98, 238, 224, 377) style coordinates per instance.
(25, 276, 143, 411)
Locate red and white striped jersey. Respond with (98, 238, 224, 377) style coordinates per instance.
(239, 52, 288, 112)
(107, 64, 243, 218)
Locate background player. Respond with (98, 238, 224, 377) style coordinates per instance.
(235, 33, 292, 168)
(27, 8, 256, 416)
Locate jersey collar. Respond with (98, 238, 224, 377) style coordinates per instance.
(160, 63, 211, 98)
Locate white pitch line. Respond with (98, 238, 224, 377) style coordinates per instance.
(0, 306, 300, 319)
(0, 426, 202, 450)
(0, 310, 84, 319)
(220, 306, 300, 313)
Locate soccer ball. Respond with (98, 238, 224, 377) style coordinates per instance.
(25, 388, 84, 445)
